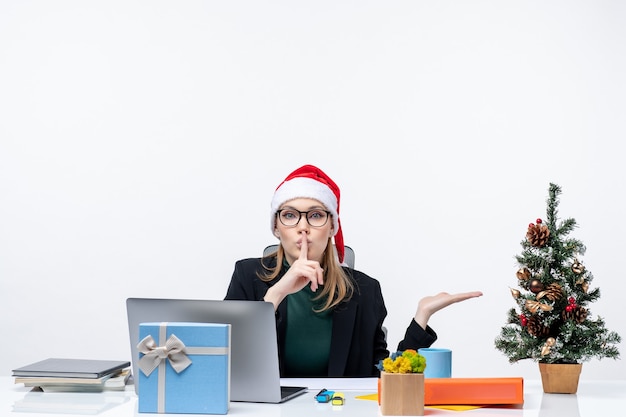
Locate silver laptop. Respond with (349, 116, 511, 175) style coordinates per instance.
(126, 298, 307, 403)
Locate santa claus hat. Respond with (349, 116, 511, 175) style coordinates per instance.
(271, 165, 345, 263)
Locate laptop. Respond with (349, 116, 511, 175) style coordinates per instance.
(125, 298, 307, 403)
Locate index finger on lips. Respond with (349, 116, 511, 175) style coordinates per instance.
(299, 231, 308, 261)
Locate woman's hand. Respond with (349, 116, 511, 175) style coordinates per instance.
(414, 291, 483, 329)
(263, 232, 324, 310)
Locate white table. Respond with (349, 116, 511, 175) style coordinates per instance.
(2, 376, 625, 416)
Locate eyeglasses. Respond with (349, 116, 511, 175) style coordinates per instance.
(276, 209, 331, 227)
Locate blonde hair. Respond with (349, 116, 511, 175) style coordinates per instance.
(259, 237, 354, 312)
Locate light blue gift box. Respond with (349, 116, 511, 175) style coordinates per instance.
(137, 322, 230, 414)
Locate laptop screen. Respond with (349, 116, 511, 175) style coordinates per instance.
(126, 298, 306, 403)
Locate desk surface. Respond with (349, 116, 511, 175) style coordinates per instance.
(2, 376, 625, 417)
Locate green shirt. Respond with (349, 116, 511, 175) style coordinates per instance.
(283, 285, 333, 376)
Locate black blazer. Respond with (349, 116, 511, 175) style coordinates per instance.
(224, 257, 437, 377)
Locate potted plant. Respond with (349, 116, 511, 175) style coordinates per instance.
(376, 349, 426, 415)
(494, 183, 621, 393)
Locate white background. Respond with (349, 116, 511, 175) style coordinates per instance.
(1, 1, 624, 380)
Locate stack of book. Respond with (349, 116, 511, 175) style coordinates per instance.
(13, 358, 131, 392)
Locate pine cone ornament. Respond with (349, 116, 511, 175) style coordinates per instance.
(526, 316, 550, 337)
(527, 223, 550, 247)
(562, 306, 588, 323)
(537, 283, 564, 302)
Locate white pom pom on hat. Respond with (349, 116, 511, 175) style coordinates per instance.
(270, 164, 344, 263)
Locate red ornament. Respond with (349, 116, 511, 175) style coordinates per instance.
(568, 296, 576, 304)
(528, 223, 534, 228)
(566, 305, 574, 312)
(519, 314, 528, 326)
(536, 218, 542, 224)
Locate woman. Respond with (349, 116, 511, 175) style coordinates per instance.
(225, 164, 482, 377)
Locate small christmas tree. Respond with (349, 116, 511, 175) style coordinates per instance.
(495, 183, 621, 364)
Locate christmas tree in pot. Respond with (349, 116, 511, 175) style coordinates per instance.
(494, 183, 620, 393)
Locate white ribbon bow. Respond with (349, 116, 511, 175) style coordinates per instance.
(137, 334, 192, 376)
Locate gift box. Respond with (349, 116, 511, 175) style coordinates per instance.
(424, 377, 524, 405)
(137, 322, 230, 414)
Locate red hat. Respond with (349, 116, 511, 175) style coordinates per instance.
(271, 165, 345, 264)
